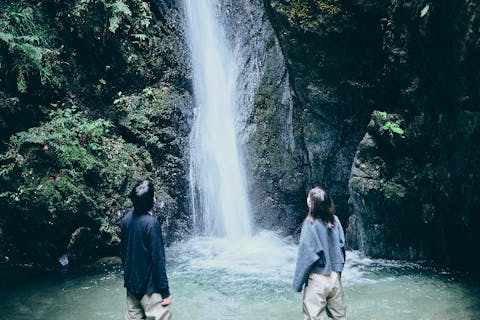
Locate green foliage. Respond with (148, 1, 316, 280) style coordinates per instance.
(0, 0, 181, 262)
(383, 120, 405, 137)
(420, 4, 430, 18)
(99, 215, 120, 246)
(0, 108, 153, 261)
(0, 0, 154, 96)
(108, 1, 132, 33)
(67, 0, 155, 86)
(72, 0, 134, 34)
(376, 111, 388, 120)
(112, 87, 167, 146)
(72, 0, 151, 38)
(374, 110, 405, 137)
(0, 2, 64, 92)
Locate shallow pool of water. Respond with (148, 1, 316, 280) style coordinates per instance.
(2, 231, 479, 320)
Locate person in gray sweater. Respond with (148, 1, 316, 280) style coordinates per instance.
(292, 187, 347, 320)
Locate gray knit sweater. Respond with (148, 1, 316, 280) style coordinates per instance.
(292, 215, 345, 292)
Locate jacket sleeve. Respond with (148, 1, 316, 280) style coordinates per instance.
(292, 221, 324, 292)
(148, 218, 171, 298)
(120, 217, 127, 268)
(336, 215, 345, 248)
(335, 215, 346, 262)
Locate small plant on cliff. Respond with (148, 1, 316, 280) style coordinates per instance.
(375, 110, 405, 137)
(383, 120, 405, 137)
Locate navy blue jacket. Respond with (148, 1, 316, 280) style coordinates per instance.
(121, 210, 170, 298)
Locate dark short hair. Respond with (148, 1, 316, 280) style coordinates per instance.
(130, 180, 154, 213)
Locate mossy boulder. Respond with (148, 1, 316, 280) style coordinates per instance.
(0, 0, 191, 267)
(67, 227, 96, 263)
(107, 86, 193, 243)
(0, 108, 153, 265)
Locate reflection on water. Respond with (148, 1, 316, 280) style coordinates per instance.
(2, 231, 480, 320)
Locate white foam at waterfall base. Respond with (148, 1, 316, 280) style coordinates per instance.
(168, 230, 384, 288)
(168, 231, 298, 285)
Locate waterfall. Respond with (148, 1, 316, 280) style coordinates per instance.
(184, 0, 252, 238)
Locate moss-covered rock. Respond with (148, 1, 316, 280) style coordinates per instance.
(247, 74, 307, 233)
(67, 227, 96, 263)
(107, 86, 193, 243)
(0, 0, 191, 267)
(348, 112, 423, 260)
(0, 108, 153, 264)
(271, 0, 350, 35)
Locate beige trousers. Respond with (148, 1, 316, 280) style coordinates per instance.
(125, 290, 172, 320)
(303, 272, 347, 320)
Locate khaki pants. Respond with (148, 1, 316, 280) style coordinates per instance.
(303, 272, 347, 320)
(125, 290, 172, 320)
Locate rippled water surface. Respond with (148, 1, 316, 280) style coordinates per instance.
(2, 231, 479, 320)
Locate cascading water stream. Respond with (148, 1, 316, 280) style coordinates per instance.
(184, 0, 252, 238)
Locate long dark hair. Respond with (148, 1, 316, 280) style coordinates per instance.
(130, 180, 154, 214)
(308, 187, 335, 224)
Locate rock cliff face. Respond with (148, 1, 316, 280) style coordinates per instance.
(263, 0, 480, 275)
(263, 0, 382, 228)
(346, 1, 480, 274)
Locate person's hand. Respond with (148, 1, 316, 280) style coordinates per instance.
(161, 296, 172, 306)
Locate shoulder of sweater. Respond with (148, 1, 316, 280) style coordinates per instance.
(311, 219, 324, 227)
(303, 218, 317, 230)
(305, 219, 325, 237)
(305, 215, 314, 224)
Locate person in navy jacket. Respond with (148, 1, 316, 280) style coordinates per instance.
(121, 180, 172, 320)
